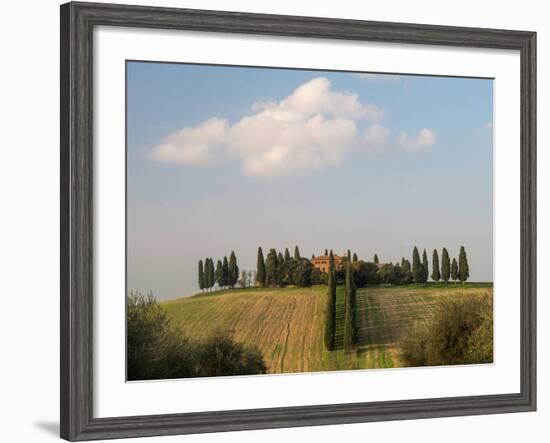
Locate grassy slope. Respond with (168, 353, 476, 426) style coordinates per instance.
(162, 283, 493, 374)
(163, 286, 327, 374)
(355, 284, 492, 369)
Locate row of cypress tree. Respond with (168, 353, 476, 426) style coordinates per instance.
(324, 250, 359, 352)
(198, 245, 469, 294)
(256, 246, 313, 288)
(343, 260, 358, 351)
(411, 246, 469, 284)
(324, 251, 337, 351)
(198, 252, 239, 291)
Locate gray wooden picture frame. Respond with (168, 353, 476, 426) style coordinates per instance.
(60, 1, 537, 441)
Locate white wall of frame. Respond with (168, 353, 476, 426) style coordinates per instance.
(0, 0, 547, 442)
(94, 25, 520, 418)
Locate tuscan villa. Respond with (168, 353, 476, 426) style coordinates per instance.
(311, 254, 345, 273)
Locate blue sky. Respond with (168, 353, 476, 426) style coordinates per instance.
(127, 61, 493, 299)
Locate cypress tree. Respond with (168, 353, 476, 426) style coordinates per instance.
(284, 248, 291, 262)
(347, 249, 351, 260)
(401, 258, 412, 282)
(215, 260, 223, 288)
(198, 260, 205, 291)
(221, 256, 230, 287)
(294, 245, 301, 261)
(208, 258, 215, 290)
(202, 259, 208, 291)
(202, 259, 207, 291)
(421, 249, 429, 283)
(204, 258, 211, 291)
(412, 247, 422, 283)
(265, 249, 278, 286)
(458, 246, 470, 283)
(441, 248, 450, 283)
(277, 252, 284, 286)
(272, 249, 278, 286)
(431, 249, 440, 282)
(374, 254, 379, 265)
(343, 261, 357, 351)
(256, 247, 266, 287)
(324, 250, 337, 351)
(451, 258, 459, 282)
(228, 251, 239, 288)
(285, 254, 296, 286)
(234, 253, 239, 286)
(352, 253, 358, 263)
(324, 249, 328, 256)
(311, 254, 315, 260)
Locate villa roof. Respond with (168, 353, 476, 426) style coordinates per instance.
(312, 254, 345, 260)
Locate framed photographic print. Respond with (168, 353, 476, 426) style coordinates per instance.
(60, 1, 536, 441)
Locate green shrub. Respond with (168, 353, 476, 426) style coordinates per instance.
(400, 294, 493, 366)
(127, 292, 266, 380)
(353, 261, 380, 287)
(310, 268, 322, 285)
(127, 292, 198, 380)
(197, 330, 267, 377)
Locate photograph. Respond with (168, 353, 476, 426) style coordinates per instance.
(126, 62, 494, 380)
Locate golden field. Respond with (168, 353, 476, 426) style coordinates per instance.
(162, 283, 493, 374)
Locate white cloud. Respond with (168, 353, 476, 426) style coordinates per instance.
(150, 77, 388, 177)
(149, 118, 228, 165)
(398, 128, 436, 152)
(276, 77, 384, 120)
(363, 123, 389, 151)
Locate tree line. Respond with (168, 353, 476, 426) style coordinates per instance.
(324, 251, 337, 350)
(324, 250, 358, 352)
(351, 246, 469, 287)
(410, 246, 470, 284)
(343, 258, 358, 351)
(198, 251, 239, 291)
(255, 246, 316, 288)
(197, 245, 470, 293)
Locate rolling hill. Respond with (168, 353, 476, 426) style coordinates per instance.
(162, 283, 493, 374)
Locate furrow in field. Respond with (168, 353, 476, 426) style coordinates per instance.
(162, 285, 493, 374)
(279, 296, 297, 373)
